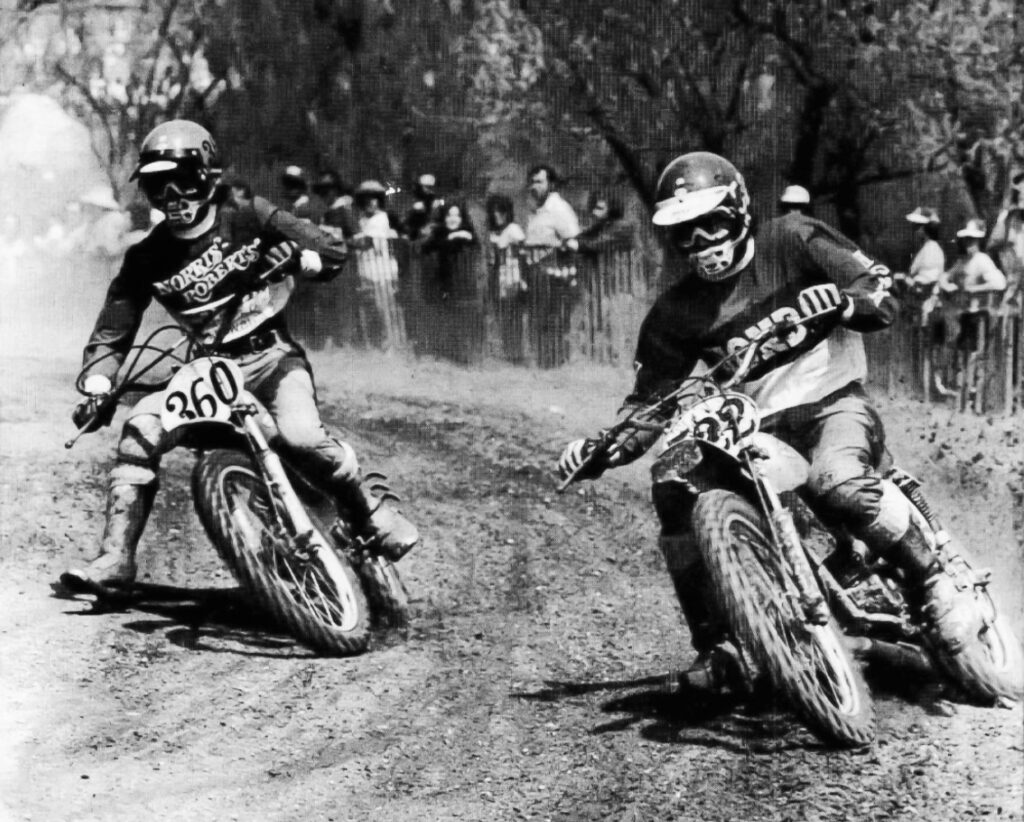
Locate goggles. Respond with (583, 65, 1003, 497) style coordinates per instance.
(668, 207, 738, 252)
(138, 161, 208, 204)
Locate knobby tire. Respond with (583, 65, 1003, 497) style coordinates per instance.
(193, 449, 370, 655)
(692, 490, 876, 748)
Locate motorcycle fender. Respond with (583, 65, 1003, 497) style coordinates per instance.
(746, 432, 809, 493)
(652, 438, 757, 498)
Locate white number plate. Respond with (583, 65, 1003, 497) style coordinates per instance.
(659, 393, 760, 455)
(160, 357, 245, 432)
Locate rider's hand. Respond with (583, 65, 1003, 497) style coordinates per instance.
(72, 375, 116, 433)
(558, 437, 607, 482)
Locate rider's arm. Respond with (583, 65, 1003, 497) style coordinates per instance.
(608, 306, 701, 467)
(81, 248, 152, 384)
(254, 196, 349, 281)
(802, 223, 898, 333)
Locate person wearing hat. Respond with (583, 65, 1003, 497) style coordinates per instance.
(280, 164, 313, 221)
(404, 173, 445, 241)
(944, 218, 1007, 403)
(778, 184, 811, 216)
(901, 206, 952, 395)
(351, 179, 401, 348)
(903, 206, 946, 292)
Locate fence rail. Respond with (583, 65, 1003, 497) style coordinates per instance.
(285, 239, 1022, 416)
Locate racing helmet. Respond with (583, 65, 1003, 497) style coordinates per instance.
(131, 120, 222, 228)
(652, 152, 753, 281)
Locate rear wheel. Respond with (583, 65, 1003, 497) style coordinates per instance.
(193, 449, 370, 655)
(693, 490, 875, 748)
(926, 545, 1024, 703)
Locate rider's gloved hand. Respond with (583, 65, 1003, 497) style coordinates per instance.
(72, 375, 115, 433)
(558, 437, 607, 482)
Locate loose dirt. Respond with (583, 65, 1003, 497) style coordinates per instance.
(1, 349, 1021, 822)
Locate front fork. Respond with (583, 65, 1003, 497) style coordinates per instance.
(237, 406, 324, 555)
(744, 450, 831, 626)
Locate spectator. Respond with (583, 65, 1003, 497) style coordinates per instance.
(945, 218, 1007, 403)
(302, 170, 357, 352)
(524, 164, 580, 367)
(313, 170, 357, 241)
(899, 206, 952, 394)
(280, 165, 313, 221)
(423, 201, 482, 364)
(778, 184, 812, 216)
(486, 193, 527, 363)
(352, 180, 402, 350)
(404, 173, 444, 241)
(565, 191, 636, 255)
(989, 171, 1024, 310)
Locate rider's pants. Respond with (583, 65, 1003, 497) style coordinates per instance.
(758, 381, 910, 549)
(109, 339, 359, 491)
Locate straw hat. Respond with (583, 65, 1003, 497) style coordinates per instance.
(955, 218, 986, 239)
(905, 206, 940, 225)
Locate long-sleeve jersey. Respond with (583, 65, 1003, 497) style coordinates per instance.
(626, 213, 896, 420)
(82, 196, 348, 382)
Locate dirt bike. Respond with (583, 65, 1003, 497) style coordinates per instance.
(559, 309, 1024, 748)
(62, 265, 409, 656)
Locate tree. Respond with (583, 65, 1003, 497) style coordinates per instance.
(0, 0, 228, 199)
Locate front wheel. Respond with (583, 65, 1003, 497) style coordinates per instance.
(693, 490, 876, 748)
(193, 449, 370, 655)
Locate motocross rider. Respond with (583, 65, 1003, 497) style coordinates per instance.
(557, 152, 981, 688)
(62, 119, 419, 592)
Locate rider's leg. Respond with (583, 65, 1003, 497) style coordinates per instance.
(255, 356, 419, 560)
(652, 484, 753, 694)
(799, 385, 979, 652)
(66, 398, 166, 587)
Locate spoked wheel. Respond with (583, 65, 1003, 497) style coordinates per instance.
(693, 490, 875, 748)
(193, 449, 370, 655)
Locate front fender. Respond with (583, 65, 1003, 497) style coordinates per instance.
(651, 439, 759, 531)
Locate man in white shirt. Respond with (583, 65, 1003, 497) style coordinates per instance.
(524, 165, 581, 367)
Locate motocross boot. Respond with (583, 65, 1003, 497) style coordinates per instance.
(62, 483, 155, 589)
(336, 472, 419, 562)
(677, 640, 758, 697)
(883, 520, 982, 655)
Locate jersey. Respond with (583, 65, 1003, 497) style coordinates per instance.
(82, 196, 348, 382)
(627, 213, 896, 418)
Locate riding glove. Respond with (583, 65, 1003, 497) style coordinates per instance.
(558, 437, 607, 482)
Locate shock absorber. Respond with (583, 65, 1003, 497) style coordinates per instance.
(887, 468, 951, 551)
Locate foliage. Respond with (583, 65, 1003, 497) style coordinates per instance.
(886, 0, 1022, 217)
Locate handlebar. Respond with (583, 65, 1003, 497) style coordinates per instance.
(556, 304, 841, 491)
(66, 253, 295, 449)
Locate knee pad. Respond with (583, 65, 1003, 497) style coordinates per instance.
(858, 479, 911, 549)
(817, 474, 884, 531)
(325, 438, 360, 486)
(111, 416, 163, 487)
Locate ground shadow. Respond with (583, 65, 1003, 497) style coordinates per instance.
(513, 674, 823, 754)
(52, 581, 314, 659)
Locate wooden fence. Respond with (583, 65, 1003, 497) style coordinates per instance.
(285, 239, 1022, 416)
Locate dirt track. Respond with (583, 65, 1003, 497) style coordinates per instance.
(1, 350, 1022, 822)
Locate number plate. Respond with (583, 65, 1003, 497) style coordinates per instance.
(659, 393, 760, 455)
(160, 357, 245, 432)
